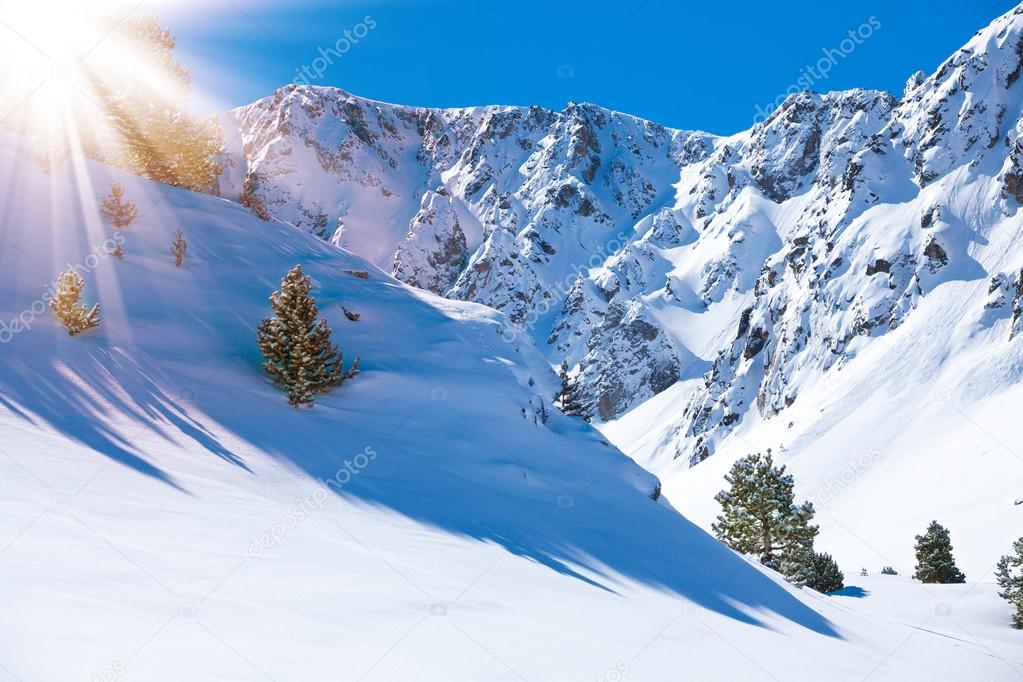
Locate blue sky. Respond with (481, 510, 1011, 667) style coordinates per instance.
(160, 0, 1019, 134)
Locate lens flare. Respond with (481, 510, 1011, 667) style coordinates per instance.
(0, 0, 201, 155)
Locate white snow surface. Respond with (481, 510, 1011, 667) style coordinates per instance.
(1, 131, 1021, 680)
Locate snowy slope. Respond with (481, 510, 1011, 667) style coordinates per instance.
(226, 3, 1023, 619)
(602, 3, 1023, 587)
(1, 131, 1021, 680)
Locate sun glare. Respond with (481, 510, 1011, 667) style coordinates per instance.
(0, 0, 196, 153)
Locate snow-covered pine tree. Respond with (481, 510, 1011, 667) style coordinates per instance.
(801, 551, 845, 593)
(171, 230, 187, 267)
(49, 271, 100, 336)
(912, 521, 966, 583)
(995, 536, 1023, 628)
(554, 360, 588, 420)
(257, 265, 358, 406)
(100, 182, 139, 229)
(712, 452, 818, 581)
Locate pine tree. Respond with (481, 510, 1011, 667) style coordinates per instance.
(995, 536, 1023, 628)
(913, 521, 966, 583)
(240, 180, 272, 221)
(49, 271, 100, 336)
(96, 17, 224, 194)
(713, 452, 818, 581)
(171, 230, 187, 267)
(554, 361, 588, 420)
(100, 182, 139, 229)
(801, 551, 845, 593)
(257, 265, 358, 406)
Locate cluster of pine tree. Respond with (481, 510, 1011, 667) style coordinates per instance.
(257, 265, 359, 406)
(98, 183, 191, 265)
(713, 452, 843, 593)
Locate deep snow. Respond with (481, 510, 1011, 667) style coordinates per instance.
(0, 128, 1021, 680)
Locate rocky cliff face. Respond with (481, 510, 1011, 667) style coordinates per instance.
(225, 4, 1023, 463)
(225, 87, 697, 420)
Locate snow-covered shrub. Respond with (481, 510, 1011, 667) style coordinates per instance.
(50, 271, 100, 336)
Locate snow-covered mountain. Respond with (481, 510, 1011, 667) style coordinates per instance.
(6, 130, 1021, 680)
(225, 4, 1023, 463)
(222, 86, 702, 424)
(218, 5, 1023, 608)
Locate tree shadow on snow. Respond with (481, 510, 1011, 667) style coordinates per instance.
(0, 333, 247, 490)
(181, 360, 843, 639)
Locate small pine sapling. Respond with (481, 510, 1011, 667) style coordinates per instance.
(100, 182, 139, 229)
(50, 271, 100, 335)
(32, 138, 69, 173)
(171, 230, 187, 267)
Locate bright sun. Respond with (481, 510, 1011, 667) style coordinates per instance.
(0, 0, 192, 151)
